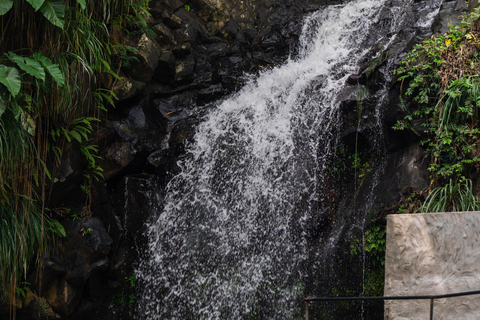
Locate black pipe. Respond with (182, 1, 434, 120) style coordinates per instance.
(304, 289, 480, 320)
(304, 289, 480, 302)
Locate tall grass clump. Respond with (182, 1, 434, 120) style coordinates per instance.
(0, 205, 58, 300)
(420, 178, 480, 212)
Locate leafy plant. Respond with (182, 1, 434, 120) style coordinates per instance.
(397, 205, 407, 213)
(0, 0, 151, 310)
(420, 178, 480, 212)
(113, 44, 139, 68)
(126, 273, 136, 288)
(394, 192, 423, 213)
(49, 219, 67, 237)
(112, 273, 137, 309)
(395, 9, 480, 185)
(112, 292, 136, 308)
(80, 227, 93, 236)
(0, 204, 57, 299)
(364, 226, 386, 266)
(1, 0, 66, 29)
(15, 281, 30, 298)
(349, 152, 371, 179)
(394, 8, 480, 213)
(349, 224, 386, 297)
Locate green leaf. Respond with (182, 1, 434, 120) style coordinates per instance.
(11, 103, 22, 120)
(62, 128, 71, 142)
(7, 52, 46, 81)
(105, 69, 120, 80)
(69, 130, 82, 143)
(0, 0, 13, 15)
(99, 58, 111, 71)
(26, 0, 45, 11)
(50, 219, 66, 237)
(33, 53, 65, 87)
(39, 0, 65, 29)
(0, 65, 21, 97)
(0, 94, 6, 117)
(76, 0, 86, 10)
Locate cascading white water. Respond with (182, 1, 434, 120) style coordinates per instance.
(135, 0, 442, 319)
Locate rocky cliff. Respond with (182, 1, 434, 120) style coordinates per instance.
(2, 0, 470, 319)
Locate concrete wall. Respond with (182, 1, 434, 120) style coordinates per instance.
(384, 212, 480, 320)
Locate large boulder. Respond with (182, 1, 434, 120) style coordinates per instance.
(112, 76, 146, 102)
(123, 34, 162, 83)
(18, 218, 114, 318)
(154, 50, 176, 83)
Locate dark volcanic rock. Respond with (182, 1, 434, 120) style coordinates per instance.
(14, 0, 466, 319)
(374, 143, 430, 211)
(154, 50, 176, 83)
(20, 218, 114, 318)
(433, 0, 467, 35)
(152, 23, 173, 46)
(174, 54, 196, 84)
(123, 34, 161, 83)
(112, 76, 146, 102)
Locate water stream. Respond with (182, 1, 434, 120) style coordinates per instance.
(135, 0, 442, 318)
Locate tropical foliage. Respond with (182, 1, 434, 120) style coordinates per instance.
(395, 8, 480, 211)
(420, 178, 480, 212)
(0, 205, 60, 303)
(0, 0, 149, 307)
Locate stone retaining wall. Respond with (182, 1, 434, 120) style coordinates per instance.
(384, 212, 480, 319)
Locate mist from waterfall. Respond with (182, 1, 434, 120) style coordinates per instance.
(135, 0, 442, 318)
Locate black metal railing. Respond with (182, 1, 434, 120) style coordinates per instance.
(304, 289, 480, 320)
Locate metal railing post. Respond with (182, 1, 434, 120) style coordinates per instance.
(430, 298, 434, 320)
(305, 300, 309, 320)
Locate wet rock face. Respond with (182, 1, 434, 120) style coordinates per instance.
(120, 0, 311, 94)
(335, 0, 469, 216)
(304, 0, 465, 284)
(10, 218, 113, 319)
(11, 2, 315, 319)
(11, 0, 469, 319)
(104, 0, 317, 184)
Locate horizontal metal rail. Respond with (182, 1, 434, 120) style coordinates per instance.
(304, 289, 480, 320)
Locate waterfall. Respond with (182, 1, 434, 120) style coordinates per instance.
(135, 0, 442, 319)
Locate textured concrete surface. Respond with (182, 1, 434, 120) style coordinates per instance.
(384, 212, 480, 320)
